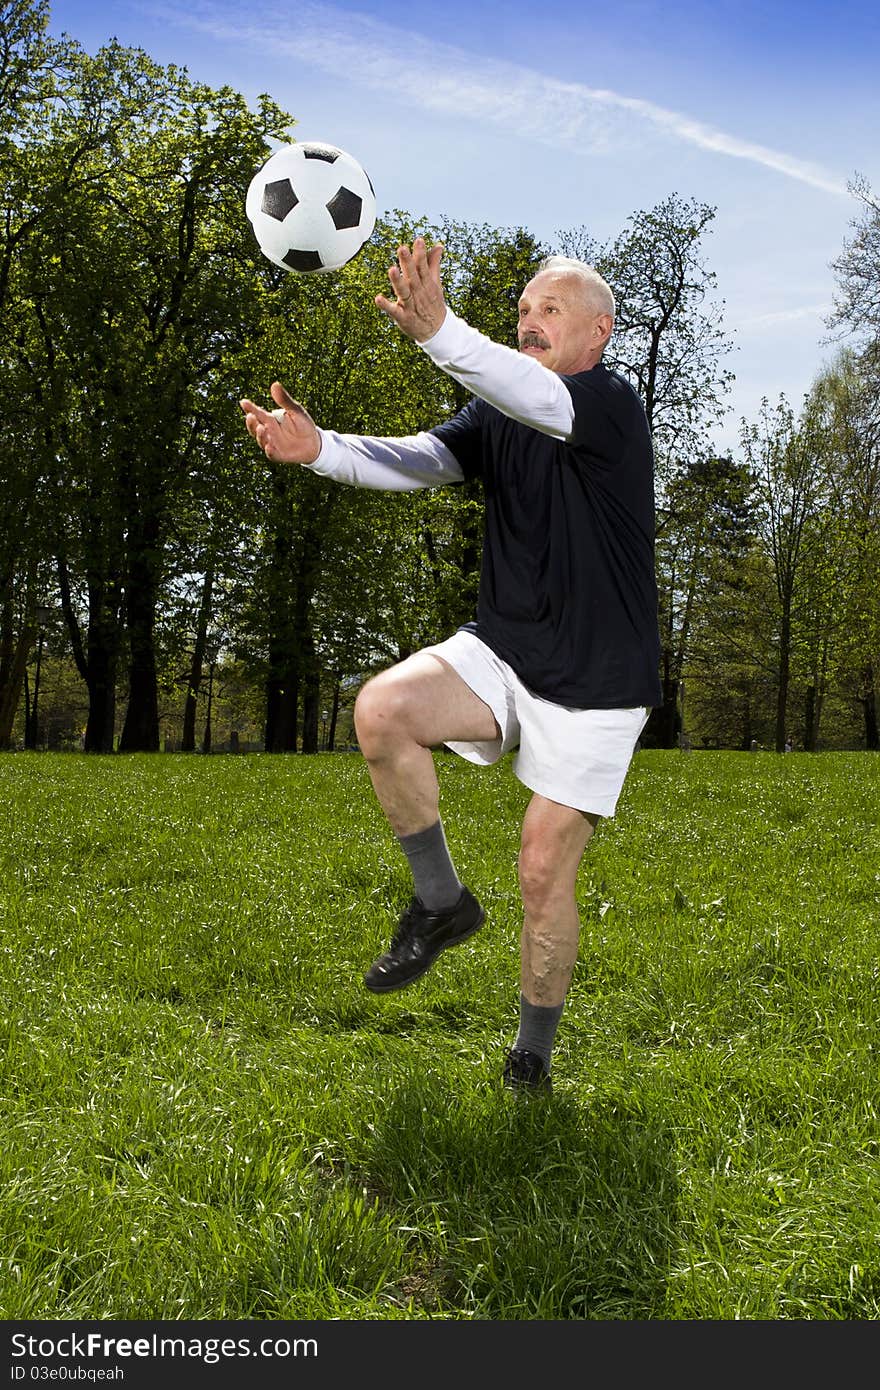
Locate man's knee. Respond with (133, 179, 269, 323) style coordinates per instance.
(518, 835, 563, 915)
(518, 813, 595, 915)
(354, 669, 415, 757)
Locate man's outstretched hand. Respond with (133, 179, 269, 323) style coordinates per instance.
(239, 382, 322, 465)
(375, 236, 447, 342)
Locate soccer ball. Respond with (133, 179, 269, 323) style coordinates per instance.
(246, 140, 377, 274)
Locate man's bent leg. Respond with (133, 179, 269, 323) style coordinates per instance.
(354, 652, 500, 836)
(355, 652, 500, 993)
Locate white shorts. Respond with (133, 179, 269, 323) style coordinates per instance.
(423, 629, 650, 818)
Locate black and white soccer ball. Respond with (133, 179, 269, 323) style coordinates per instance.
(246, 140, 377, 274)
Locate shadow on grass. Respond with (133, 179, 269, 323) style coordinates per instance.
(356, 1070, 680, 1319)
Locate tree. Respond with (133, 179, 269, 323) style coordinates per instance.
(0, 1, 70, 306)
(654, 454, 752, 747)
(12, 40, 291, 749)
(229, 218, 446, 752)
(828, 177, 880, 369)
(0, 0, 75, 746)
(825, 181, 880, 748)
(740, 396, 829, 752)
(683, 542, 777, 750)
(809, 352, 880, 748)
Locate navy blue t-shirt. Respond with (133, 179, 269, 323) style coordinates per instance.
(430, 364, 663, 709)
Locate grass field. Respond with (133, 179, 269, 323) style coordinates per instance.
(1, 748, 879, 1320)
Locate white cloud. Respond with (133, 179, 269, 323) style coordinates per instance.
(148, 0, 850, 197)
(735, 302, 831, 329)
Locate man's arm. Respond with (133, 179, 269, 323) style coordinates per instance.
(240, 381, 465, 489)
(308, 428, 465, 491)
(417, 311, 573, 439)
(376, 238, 574, 440)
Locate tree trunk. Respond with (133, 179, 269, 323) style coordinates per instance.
(289, 511, 323, 754)
(181, 679, 198, 752)
(658, 670, 680, 748)
(202, 663, 215, 754)
(181, 559, 215, 752)
(862, 661, 879, 751)
(803, 684, 817, 753)
(0, 624, 33, 750)
(265, 667, 299, 752)
(775, 610, 791, 753)
(652, 574, 680, 748)
(327, 679, 340, 752)
(803, 632, 830, 753)
(120, 644, 159, 750)
(301, 676, 319, 754)
(57, 558, 121, 753)
(83, 635, 118, 753)
(741, 693, 753, 751)
(119, 512, 161, 753)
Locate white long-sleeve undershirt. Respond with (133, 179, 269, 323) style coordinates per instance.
(304, 308, 576, 492)
(418, 308, 575, 438)
(306, 428, 465, 491)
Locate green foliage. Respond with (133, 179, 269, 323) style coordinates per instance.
(809, 353, 880, 681)
(0, 21, 300, 749)
(1, 750, 880, 1318)
(651, 454, 754, 747)
(556, 194, 734, 486)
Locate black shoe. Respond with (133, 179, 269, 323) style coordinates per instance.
(363, 886, 485, 993)
(502, 1047, 552, 1094)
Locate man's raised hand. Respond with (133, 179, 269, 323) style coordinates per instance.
(239, 382, 322, 465)
(375, 237, 447, 343)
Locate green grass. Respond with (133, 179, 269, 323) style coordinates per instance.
(1, 748, 879, 1319)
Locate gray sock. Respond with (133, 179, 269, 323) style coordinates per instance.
(397, 819, 463, 911)
(515, 993, 564, 1070)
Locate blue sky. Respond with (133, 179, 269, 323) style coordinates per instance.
(50, 0, 879, 453)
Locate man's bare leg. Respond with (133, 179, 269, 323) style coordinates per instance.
(504, 793, 598, 1090)
(517, 793, 598, 1005)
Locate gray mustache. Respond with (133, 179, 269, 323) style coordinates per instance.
(520, 332, 550, 349)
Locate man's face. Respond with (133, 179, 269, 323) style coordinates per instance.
(516, 270, 611, 374)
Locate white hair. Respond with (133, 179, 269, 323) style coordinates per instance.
(535, 255, 616, 321)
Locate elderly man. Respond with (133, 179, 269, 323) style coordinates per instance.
(241, 238, 662, 1093)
